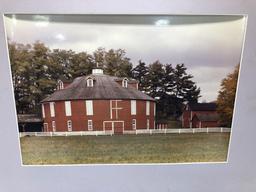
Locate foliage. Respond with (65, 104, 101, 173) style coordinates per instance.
(9, 41, 200, 118)
(217, 65, 239, 127)
(8, 41, 133, 114)
(132, 62, 201, 118)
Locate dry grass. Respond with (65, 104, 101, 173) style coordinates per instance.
(20, 133, 230, 165)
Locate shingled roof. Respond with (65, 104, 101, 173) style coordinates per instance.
(189, 103, 217, 111)
(41, 74, 154, 102)
(193, 113, 220, 122)
(18, 114, 43, 123)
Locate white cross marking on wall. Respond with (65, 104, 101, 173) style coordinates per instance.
(110, 100, 122, 119)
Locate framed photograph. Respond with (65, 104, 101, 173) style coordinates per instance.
(3, 14, 246, 165)
(0, 0, 255, 192)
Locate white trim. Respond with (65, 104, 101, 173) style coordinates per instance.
(88, 120, 93, 131)
(131, 100, 136, 115)
(65, 101, 72, 116)
(103, 120, 124, 133)
(122, 78, 128, 88)
(57, 80, 64, 90)
(132, 119, 136, 130)
(146, 101, 150, 116)
(43, 123, 48, 132)
(147, 119, 150, 129)
(50, 102, 55, 117)
(86, 100, 93, 115)
(42, 104, 45, 118)
(110, 100, 122, 119)
(87, 78, 94, 87)
(67, 120, 72, 132)
(52, 121, 56, 132)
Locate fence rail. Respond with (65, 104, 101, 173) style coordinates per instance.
(19, 127, 230, 137)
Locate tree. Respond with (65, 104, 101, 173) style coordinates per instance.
(217, 65, 239, 127)
(93, 48, 133, 77)
(132, 60, 149, 92)
(147, 61, 165, 98)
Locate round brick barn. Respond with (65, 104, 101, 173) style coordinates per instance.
(41, 69, 155, 134)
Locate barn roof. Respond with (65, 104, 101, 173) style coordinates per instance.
(41, 74, 154, 102)
(193, 113, 219, 122)
(189, 103, 217, 111)
(18, 114, 43, 123)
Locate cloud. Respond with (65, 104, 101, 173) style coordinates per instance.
(4, 15, 245, 102)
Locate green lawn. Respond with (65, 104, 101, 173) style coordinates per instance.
(20, 133, 230, 165)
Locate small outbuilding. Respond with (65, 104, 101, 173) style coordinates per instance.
(181, 102, 220, 128)
(41, 68, 156, 134)
(18, 114, 43, 132)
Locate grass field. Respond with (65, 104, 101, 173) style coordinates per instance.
(20, 133, 230, 165)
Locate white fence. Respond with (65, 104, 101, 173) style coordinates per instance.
(19, 127, 230, 137)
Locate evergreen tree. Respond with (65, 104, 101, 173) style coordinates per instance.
(132, 60, 149, 92)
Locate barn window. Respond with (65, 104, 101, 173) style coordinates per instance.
(52, 121, 56, 132)
(65, 101, 72, 116)
(147, 119, 150, 129)
(50, 102, 55, 117)
(67, 120, 72, 131)
(88, 120, 93, 131)
(87, 78, 94, 87)
(122, 78, 128, 88)
(146, 101, 150, 116)
(57, 80, 64, 90)
(42, 104, 45, 118)
(132, 119, 136, 130)
(131, 100, 136, 115)
(86, 100, 93, 115)
(43, 123, 48, 132)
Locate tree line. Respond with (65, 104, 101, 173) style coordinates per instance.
(8, 41, 237, 126)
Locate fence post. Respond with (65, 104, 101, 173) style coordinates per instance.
(179, 129, 181, 134)
(207, 128, 209, 133)
(193, 129, 195, 134)
(165, 129, 167, 134)
(221, 127, 223, 133)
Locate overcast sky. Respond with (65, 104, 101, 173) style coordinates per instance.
(4, 15, 246, 102)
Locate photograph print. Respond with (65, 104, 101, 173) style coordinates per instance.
(4, 14, 246, 165)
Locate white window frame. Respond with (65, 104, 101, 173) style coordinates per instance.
(43, 123, 48, 132)
(131, 100, 136, 115)
(42, 104, 45, 118)
(88, 120, 93, 131)
(147, 119, 150, 129)
(132, 119, 136, 130)
(67, 120, 72, 132)
(52, 121, 56, 132)
(86, 100, 94, 115)
(146, 101, 150, 116)
(87, 78, 94, 87)
(50, 102, 55, 117)
(57, 80, 64, 90)
(65, 101, 72, 116)
(122, 78, 128, 88)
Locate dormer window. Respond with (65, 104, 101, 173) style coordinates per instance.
(87, 78, 94, 87)
(122, 78, 128, 88)
(57, 80, 64, 90)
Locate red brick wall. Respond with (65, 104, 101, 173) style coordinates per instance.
(42, 99, 155, 133)
(182, 110, 218, 128)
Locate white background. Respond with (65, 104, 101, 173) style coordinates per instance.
(0, 0, 255, 191)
